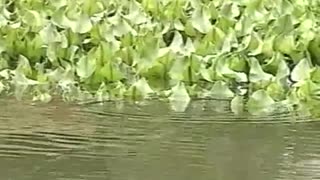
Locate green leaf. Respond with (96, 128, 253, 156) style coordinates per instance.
(274, 34, 295, 55)
(243, 31, 263, 55)
(249, 58, 274, 83)
(291, 58, 311, 82)
(100, 62, 124, 82)
(266, 82, 286, 100)
(169, 82, 190, 112)
(261, 35, 276, 57)
(216, 58, 248, 82)
(247, 89, 276, 115)
(311, 67, 320, 83)
(274, 14, 294, 34)
(76, 55, 97, 79)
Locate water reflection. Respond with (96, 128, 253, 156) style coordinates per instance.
(0, 98, 320, 180)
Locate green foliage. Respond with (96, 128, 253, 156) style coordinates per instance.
(1, 0, 320, 115)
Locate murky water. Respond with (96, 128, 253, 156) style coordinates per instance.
(1, 98, 320, 180)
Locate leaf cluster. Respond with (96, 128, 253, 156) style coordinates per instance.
(1, 0, 320, 115)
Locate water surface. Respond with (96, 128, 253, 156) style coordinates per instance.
(0, 98, 320, 180)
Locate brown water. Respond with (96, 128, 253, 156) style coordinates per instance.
(0, 98, 320, 180)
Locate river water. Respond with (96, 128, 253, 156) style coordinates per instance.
(0, 98, 320, 180)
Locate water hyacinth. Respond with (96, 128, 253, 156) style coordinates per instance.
(0, 0, 320, 115)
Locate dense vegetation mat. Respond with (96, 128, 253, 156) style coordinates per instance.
(1, 0, 320, 115)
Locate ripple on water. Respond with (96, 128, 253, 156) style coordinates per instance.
(80, 99, 317, 124)
(0, 98, 320, 180)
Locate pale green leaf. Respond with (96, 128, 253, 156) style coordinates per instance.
(169, 31, 184, 53)
(191, 6, 211, 34)
(22, 9, 44, 28)
(291, 58, 311, 82)
(69, 13, 93, 34)
(76, 56, 97, 79)
(100, 62, 124, 82)
(39, 23, 62, 45)
(274, 34, 295, 55)
(216, 58, 248, 82)
(249, 58, 274, 83)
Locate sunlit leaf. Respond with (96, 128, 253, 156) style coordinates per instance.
(22, 9, 44, 29)
(69, 13, 93, 34)
(76, 56, 97, 79)
(169, 31, 184, 53)
(291, 58, 311, 82)
(191, 6, 211, 34)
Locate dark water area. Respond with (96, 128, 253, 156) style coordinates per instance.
(0, 98, 320, 180)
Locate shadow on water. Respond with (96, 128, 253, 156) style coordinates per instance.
(0, 98, 320, 180)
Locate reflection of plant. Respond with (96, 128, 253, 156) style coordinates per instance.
(0, 0, 320, 115)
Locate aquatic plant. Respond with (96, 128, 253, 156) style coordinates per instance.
(0, 0, 320, 115)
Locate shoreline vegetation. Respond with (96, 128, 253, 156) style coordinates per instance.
(1, 0, 320, 116)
